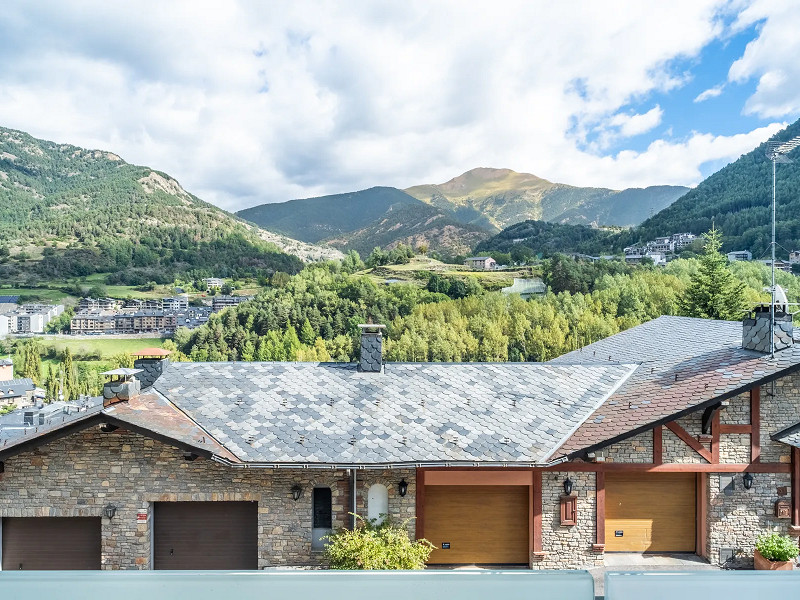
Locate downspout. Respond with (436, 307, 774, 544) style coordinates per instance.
(350, 468, 358, 530)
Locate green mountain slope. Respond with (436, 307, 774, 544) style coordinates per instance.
(237, 187, 421, 243)
(237, 187, 493, 257)
(0, 126, 304, 283)
(625, 118, 800, 255)
(405, 167, 688, 228)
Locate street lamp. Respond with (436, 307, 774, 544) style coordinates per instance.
(765, 135, 800, 358)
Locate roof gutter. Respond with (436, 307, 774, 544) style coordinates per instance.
(209, 456, 551, 469)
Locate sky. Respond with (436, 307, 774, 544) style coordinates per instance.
(1, 0, 799, 211)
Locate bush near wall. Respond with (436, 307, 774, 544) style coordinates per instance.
(323, 516, 434, 570)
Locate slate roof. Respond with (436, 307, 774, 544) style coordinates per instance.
(152, 361, 636, 466)
(772, 422, 800, 449)
(0, 378, 35, 400)
(547, 316, 800, 458)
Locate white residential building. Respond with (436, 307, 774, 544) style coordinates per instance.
(727, 250, 752, 262)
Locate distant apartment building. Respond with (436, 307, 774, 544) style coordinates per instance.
(670, 232, 697, 250)
(78, 297, 121, 311)
(203, 277, 225, 290)
(71, 309, 177, 335)
(649, 237, 674, 254)
(759, 259, 793, 273)
(162, 296, 189, 311)
(70, 311, 116, 334)
(789, 250, 800, 265)
(211, 295, 252, 313)
(463, 256, 497, 270)
(1, 303, 64, 333)
(727, 250, 752, 262)
(171, 306, 213, 329)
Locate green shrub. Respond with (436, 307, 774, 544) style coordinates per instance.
(755, 532, 800, 562)
(323, 515, 434, 570)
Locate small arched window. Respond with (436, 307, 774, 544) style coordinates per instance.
(367, 483, 389, 525)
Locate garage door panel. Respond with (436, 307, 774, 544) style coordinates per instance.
(605, 473, 695, 552)
(424, 485, 529, 564)
(153, 502, 257, 570)
(2, 517, 101, 570)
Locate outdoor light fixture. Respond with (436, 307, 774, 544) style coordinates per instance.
(743, 472, 754, 490)
(398, 479, 408, 497)
(563, 477, 574, 495)
(291, 484, 303, 501)
(103, 504, 117, 519)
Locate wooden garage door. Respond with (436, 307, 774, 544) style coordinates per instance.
(154, 502, 257, 570)
(2, 517, 101, 570)
(424, 485, 529, 564)
(605, 473, 696, 552)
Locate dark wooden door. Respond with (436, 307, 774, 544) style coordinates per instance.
(424, 485, 529, 564)
(605, 472, 696, 552)
(2, 517, 101, 570)
(153, 502, 258, 570)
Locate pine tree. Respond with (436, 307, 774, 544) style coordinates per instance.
(62, 348, 78, 401)
(19, 340, 42, 385)
(679, 227, 747, 320)
(300, 318, 315, 346)
(45, 364, 59, 402)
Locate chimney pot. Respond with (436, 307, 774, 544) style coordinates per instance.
(358, 324, 386, 373)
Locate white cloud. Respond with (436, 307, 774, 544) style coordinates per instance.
(609, 106, 664, 137)
(0, 0, 785, 210)
(729, 0, 800, 117)
(694, 85, 724, 102)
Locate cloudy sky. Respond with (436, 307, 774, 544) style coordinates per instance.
(1, 1, 799, 211)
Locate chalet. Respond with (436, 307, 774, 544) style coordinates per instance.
(463, 256, 496, 270)
(1, 315, 800, 571)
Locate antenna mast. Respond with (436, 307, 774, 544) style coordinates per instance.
(765, 135, 800, 359)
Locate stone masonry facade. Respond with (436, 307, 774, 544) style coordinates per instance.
(0, 428, 415, 569)
(1, 374, 799, 570)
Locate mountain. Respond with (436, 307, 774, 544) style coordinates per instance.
(624, 118, 800, 255)
(237, 187, 492, 257)
(0, 126, 317, 284)
(405, 167, 689, 229)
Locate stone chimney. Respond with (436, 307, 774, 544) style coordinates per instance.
(101, 369, 142, 407)
(0, 357, 12, 381)
(132, 348, 171, 389)
(358, 324, 385, 373)
(742, 305, 794, 353)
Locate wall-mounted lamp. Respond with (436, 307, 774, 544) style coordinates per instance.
(291, 484, 303, 501)
(743, 472, 754, 490)
(103, 504, 117, 519)
(398, 479, 408, 497)
(563, 477, 574, 496)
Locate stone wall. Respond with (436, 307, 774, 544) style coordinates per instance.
(604, 430, 652, 463)
(663, 412, 707, 464)
(0, 428, 415, 569)
(707, 472, 792, 567)
(761, 374, 800, 463)
(536, 471, 601, 570)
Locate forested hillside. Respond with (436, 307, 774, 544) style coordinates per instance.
(176, 252, 795, 364)
(474, 220, 617, 260)
(621, 118, 800, 255)
(0, 126, 303, 284)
